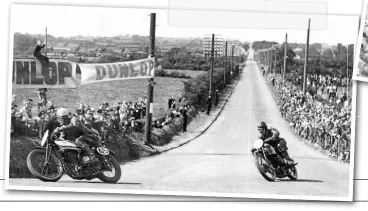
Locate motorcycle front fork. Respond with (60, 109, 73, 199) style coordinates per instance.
(98, 155, 112, 171)
(40, 147, 52, 175)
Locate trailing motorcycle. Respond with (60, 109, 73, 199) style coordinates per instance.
(27, 130, 121, 183)
(251, 139, 298, 182)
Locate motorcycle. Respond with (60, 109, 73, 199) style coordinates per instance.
(26, 130, 122, 183)
(251, 139, 298, 182)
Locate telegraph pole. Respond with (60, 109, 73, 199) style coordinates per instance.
(45, 27, 48, 56)
(283, 33, 288, 87)
(274, 46, 277, 74)
(347, 44, 349, 98)
(261, 50, 264, 64)
(231, 44, 234, 76)
(144, 13, 156, 144)
(210, 34, 215, 97)
(303, 19, 311, 94)
(224, 41, 228, 85)
(264, 50, 267, 69)
(270, 48, 273, 74)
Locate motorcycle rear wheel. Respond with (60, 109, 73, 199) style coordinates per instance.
(97, 155, 121, 183)
(254, 153, 276, 182)
(27, 149, 64, 182)
(288, 166, 298, 180)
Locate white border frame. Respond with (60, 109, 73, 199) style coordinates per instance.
(4, 2, 358, 202)
(353, 0, 368, 81)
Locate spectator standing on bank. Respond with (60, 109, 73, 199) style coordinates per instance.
(262, 67, 266, 76)
(182, 105, 188, 132)
(20, 99, 34, 122)
(172, 98, 176, 110)
(36, 88, 48, 102)
(206, 95, 212, 115)
(178, 94, 184, 103)
(168, 96, 174, 109)
(215, 89, 219, 106)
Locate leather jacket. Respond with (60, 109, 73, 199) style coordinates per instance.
(259, 126, 280, 144)
(53, 117, 99, 141)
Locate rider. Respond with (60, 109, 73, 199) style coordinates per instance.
(257, 121, 296, 166)
(51, 108, 101, 165)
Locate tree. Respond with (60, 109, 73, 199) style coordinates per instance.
(242, 42, 250, 52)
(252, 40, 279, 51)
(322, 49, 333, 59)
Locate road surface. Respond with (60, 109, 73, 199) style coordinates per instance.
(9, 51, 351, 200)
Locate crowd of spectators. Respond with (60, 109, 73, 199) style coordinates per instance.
(265, 71, 351, 163)
(11, 91, 190, 141)
(286, 73, 351, 100)
(152, 94, 189, 129)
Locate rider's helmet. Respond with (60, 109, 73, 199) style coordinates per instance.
(56, 108, 70, 125)
(56, 108, 69, 117)
(257, 121, 267, 133)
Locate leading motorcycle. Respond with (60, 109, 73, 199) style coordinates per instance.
(251, 139, 298, 182)
(26, 130, 122, 183)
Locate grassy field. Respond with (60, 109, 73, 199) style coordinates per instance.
(12, 77, 188, 118)
(165, 69, 207, 78)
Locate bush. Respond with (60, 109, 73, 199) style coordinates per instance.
(155, 69, 167, 77)
(183, 67, 234, 108)
(154, 69, 191, 79)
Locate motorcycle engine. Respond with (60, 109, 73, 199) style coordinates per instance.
(60, 149, 80, 164)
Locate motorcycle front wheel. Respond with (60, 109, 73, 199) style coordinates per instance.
(26, 149, 64, 182)
(288, 165, 298, 181)
(254, 153, 276, 182)
(97, 155, 121, 183)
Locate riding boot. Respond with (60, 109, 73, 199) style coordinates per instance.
(81, 145, 98, 165)
(281, 150, 297, 166)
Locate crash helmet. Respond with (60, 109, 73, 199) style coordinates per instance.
(257, 121, 267, 132)
(56, 108, 69, 118)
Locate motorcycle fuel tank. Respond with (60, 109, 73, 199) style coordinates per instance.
(55, 140, 79, 148)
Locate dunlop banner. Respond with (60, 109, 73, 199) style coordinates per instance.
(78, 58, 155, 85)
(12, 59, 78, 88)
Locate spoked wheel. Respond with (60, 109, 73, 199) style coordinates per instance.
(288, 165, 298, 181)
(97, 155, 121, 183)
(254, 153, 276, 182)
(26, 149, 64, 182)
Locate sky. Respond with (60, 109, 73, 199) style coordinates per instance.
(10, 0, 363, 45)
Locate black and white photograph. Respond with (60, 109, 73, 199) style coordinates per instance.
(353, 0, 368, 82)
(5, 2, 358, 201)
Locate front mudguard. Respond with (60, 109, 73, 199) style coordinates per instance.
(107, 148, 116, 155)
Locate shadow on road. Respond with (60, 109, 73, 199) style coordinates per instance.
(58, 181, 142, 185)
(277, 179, 323, 183)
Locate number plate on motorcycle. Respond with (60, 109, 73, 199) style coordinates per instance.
(97, 147, 109, 155)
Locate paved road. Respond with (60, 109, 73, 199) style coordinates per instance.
(9, 50, 351, 200)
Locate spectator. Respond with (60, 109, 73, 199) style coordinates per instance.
(269, 72, 351, 162)
(168, 96, 174, 109)
(178, 94, 185, 103)
(206, 95, 212, 115)
(34, 40, 49, 66)
(215, 89, 219, 106)
(36, 88, 48, 102)
(182, 105, 188, 132)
